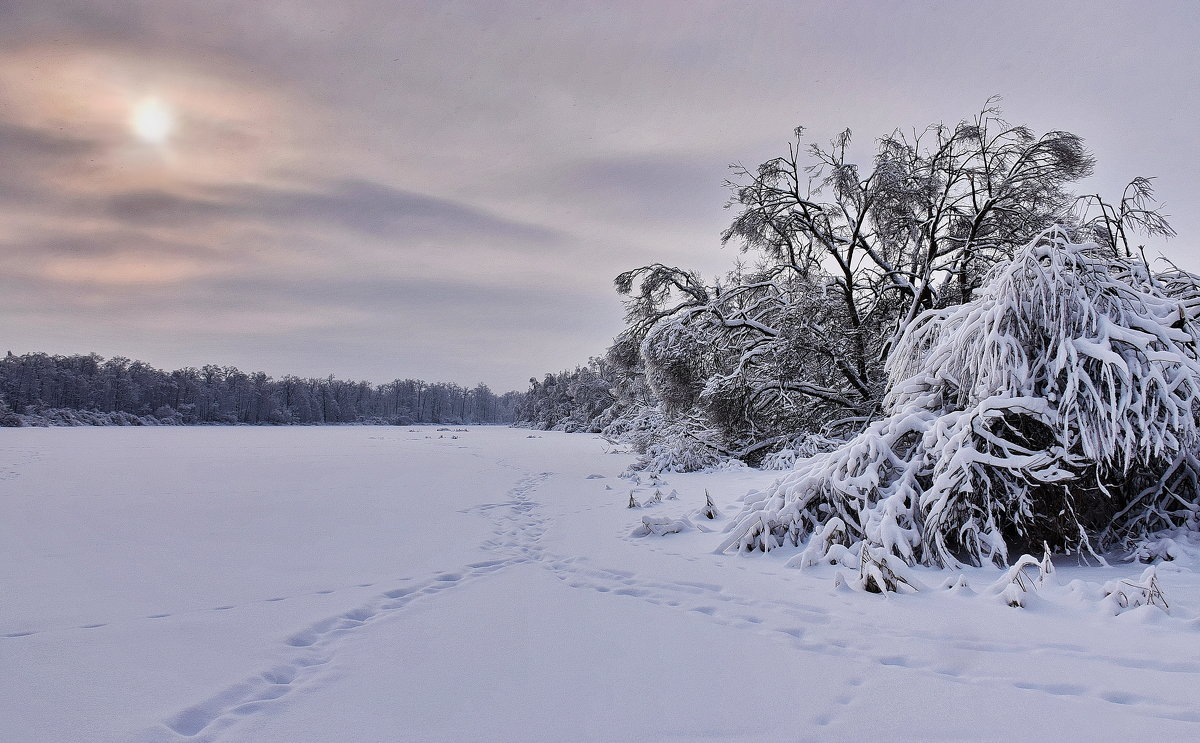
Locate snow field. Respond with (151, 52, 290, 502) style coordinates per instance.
(2, 426, 1199, 741)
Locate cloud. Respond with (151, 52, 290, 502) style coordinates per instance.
(0, 121, 103, 202)
(222, 179, 564, 244)
(0, 121, 99, 160)
(98, 178, 564, 244)
(5, 230, 222, 265)
(103, 190, 229, 227)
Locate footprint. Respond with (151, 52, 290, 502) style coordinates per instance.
(1156, 709, 1200, 723)
(80, 623, 107, 629)
(3, 631, 36, 638)
(249, 685, 289, 702)
(168, 706, 219, 737)
(285, 633, 318, 648)
(261, 666, 298, 685)
(436, 573, 462, 582)
(285, 618, 339, 648)
(343, 608, 375, 622)
(1100, 691, 1143, 705)
(468, 560, 504, 569)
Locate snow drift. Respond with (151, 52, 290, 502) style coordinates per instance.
(721, 229, 1200, 568)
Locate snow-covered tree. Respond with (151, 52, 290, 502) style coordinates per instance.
(603, 103, 1110, 466)
(514, 359, 618, 432)
(720, 229, 1200, 567)
(0, 352, 520, 426)
(591, 102, 1179, 476)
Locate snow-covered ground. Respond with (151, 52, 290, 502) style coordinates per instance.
(2, 426, 1199, 742)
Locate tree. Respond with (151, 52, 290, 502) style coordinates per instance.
(514, 360, 619, 432)
(607, 102, 1165, 468)
(0, 353, 520, 426)
(720, 230, 1200, 567)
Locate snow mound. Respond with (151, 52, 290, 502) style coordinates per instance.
(631, 515, 694, 537)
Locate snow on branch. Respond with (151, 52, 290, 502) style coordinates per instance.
(720, 228, 1200, 568)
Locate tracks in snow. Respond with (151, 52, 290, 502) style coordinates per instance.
(142, 463, 1200, 740)
(546, 557, 1200, 729)
(147, 557, 523, 741)
(139, 469, 552, 742)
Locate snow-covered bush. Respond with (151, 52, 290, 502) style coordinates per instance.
(986, 550, 1057, 607)
(631, 515, 694, 537)
(721, 230, 1200, 567)
(14, 407, 182, 427)
(857, 546, 924, 594)
(759, 448, 799, 472)
(1131, 529, 1200, 563)
(636, 419, 725, 473)
(601, 404, 664, 455)
(695, 490, 721, 520)
(760, 435, 841, 470)
(1100, 566, 1169, 615)
(153, 406, 184, 425)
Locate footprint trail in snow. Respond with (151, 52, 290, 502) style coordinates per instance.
(140, 469, 552, 742)
(141, 459, 1200, 741)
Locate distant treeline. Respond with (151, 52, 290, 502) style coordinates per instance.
(0, 352, 521, 426)
(513, 359, 619, 433)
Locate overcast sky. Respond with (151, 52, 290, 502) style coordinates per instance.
(3, 1, 1198, 391)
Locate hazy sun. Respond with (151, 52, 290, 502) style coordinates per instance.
(130, 97, 175, 144)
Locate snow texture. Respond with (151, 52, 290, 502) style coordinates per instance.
(3, 426, 1200, 741)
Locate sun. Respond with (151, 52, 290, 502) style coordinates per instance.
(130, 97, 175, 145)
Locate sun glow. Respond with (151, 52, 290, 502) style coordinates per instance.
(130, 97, 175, 144)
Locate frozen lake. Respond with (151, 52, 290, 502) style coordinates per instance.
(3, 426, 1199, 741)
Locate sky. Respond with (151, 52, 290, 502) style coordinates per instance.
(3, 1, 1198, 392)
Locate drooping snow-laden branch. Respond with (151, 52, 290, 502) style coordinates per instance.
(720, 229, 1200, 567)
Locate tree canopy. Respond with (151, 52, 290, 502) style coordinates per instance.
(519, 102, 1199, 567)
